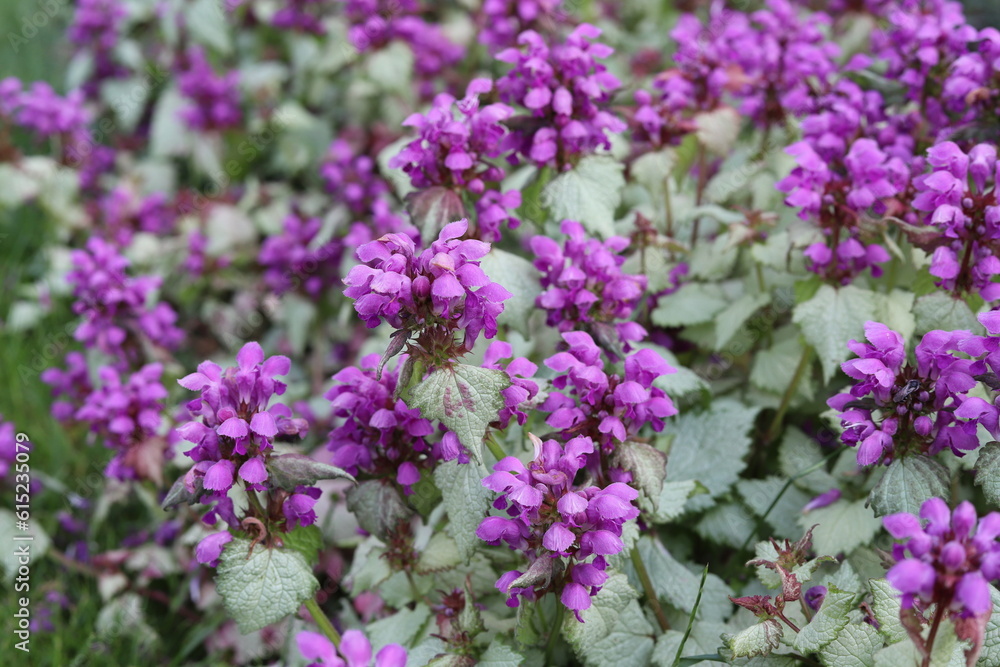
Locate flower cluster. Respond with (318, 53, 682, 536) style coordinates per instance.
(73, 363, 171, 482)
(872, 0, 977, 131)
(343, 219, 511, 354)
(67, 237, 183, 359)
(540, 332, 676, 455)
(477, 434, 639, 620)
(322, 138, 394, 217)
(297, 629, 406, 667)
(68, 0, 129, 93)
(391, 79, 513, 191)
(258, 214, 349, 297)
(178, 342, 306, 496)
(325, 354, 435, 493)
(176, 47, 242, 131)
(911, 141, 1000, 300)
(482, 341, 540, 431)
(478, 0, 568, 53)
(271, 0, 327, 34)
(531, 220, 648, 349)
(828, 320, 995, 465)
(671, 0, 840, 128)
(176, 342, 314, 564)
(342, 0, 463, 96)
(496, 24, 625, 168)
(884, 497, 1000, 617)
(0, 79, 90, 143)
(779, 138, 906, 283)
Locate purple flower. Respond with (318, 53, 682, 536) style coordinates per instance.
(177, 46, 242, 131)
(829, 321, 993, 465)
(478, 433, 640, 620)
(482, 341, 540, 429)
(195, 530, 234, 567)
(177, 342, 311, 529)
(66, 237, 183, 358)
(343, 219, 512, 350)
(72, 363, 170, 483)
(884, 498, 1000, 617)
(326, 354, 437, 486)
(259, 214, 349, 297)
(296, 629, 406, 667)
(477, 0, 568, 53)
(496, 25, 625, 168)
(912, 142, 1000, 301)
(540, 332, 676, 452)
(532, 221, 648, 350)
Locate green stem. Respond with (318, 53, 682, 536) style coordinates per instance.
(484, 432, 506, 462)
(763, 345, 814, 444)
(545, 600, 565, 664)
(738, 447, 841, 553)
(672, 566, 708, 667)
(245, 484, 267, 519)
(630, 546, 671, 632)
(305, 598, 341, 649)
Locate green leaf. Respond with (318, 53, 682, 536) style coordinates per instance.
(664, 400, 760, 511)
(793, 587, 856, 654)
(651, 283, 728, 328)
(873, 640, 922, 667)
(345, 480, 413, 541)
(878, 289, 916, 345)
(750, 335, 815, 401)
(694, 107, 742, 156)
(435, 460, 490, 563)
(696, 501, 756, 548)
(540, 155, 625, 238)
(737, 476, 812, 540)
(409, 364, 510, 465)
(868, 456, 949, 518)
(365, 604, 431, 652)
(479, 641, 526, 667)
(417, 532, 463, 573)
(974, 442, 1000, 507)
(561, 572, 655, 667)
(725, 619, 783, 658)
(186, 0, 231, 53)
(267, 453, 354, 491)
(979, 584, 1000, 665)
(405, 186, 466, 245)
(478, 248, 542, 337)
(913, 292, 981, 335)
(281, 525, 323, 563)
(868, 578, 906, 645)
(612, 440, 667, 513)
(646, 480, 699, 524)
(215, 539, 319, 634)
(630, 536, 713, 616)
(715, 292, 772, 350)
(778, 427, 838, 494)
(792, 284, 881, 382)
(817, 619, 882, 667)
(800, 499, 881, 557)
(688, 232, 740, 281)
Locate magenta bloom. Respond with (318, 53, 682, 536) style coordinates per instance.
(176, 46, 242, 131)
(477, 434, 639, 621)
(540, 332, 676, 451)
(884, 498, 1000, 617)
(178, 342, 308, 491)
(343, 219, 512, 350)
(829, 322, 993, 466)
(496, 24, 625, 168)
(296, 629, 406, 667)
(532, 221, 648, 350)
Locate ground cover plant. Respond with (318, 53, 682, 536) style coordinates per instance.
(5, 0, 1000, 665)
